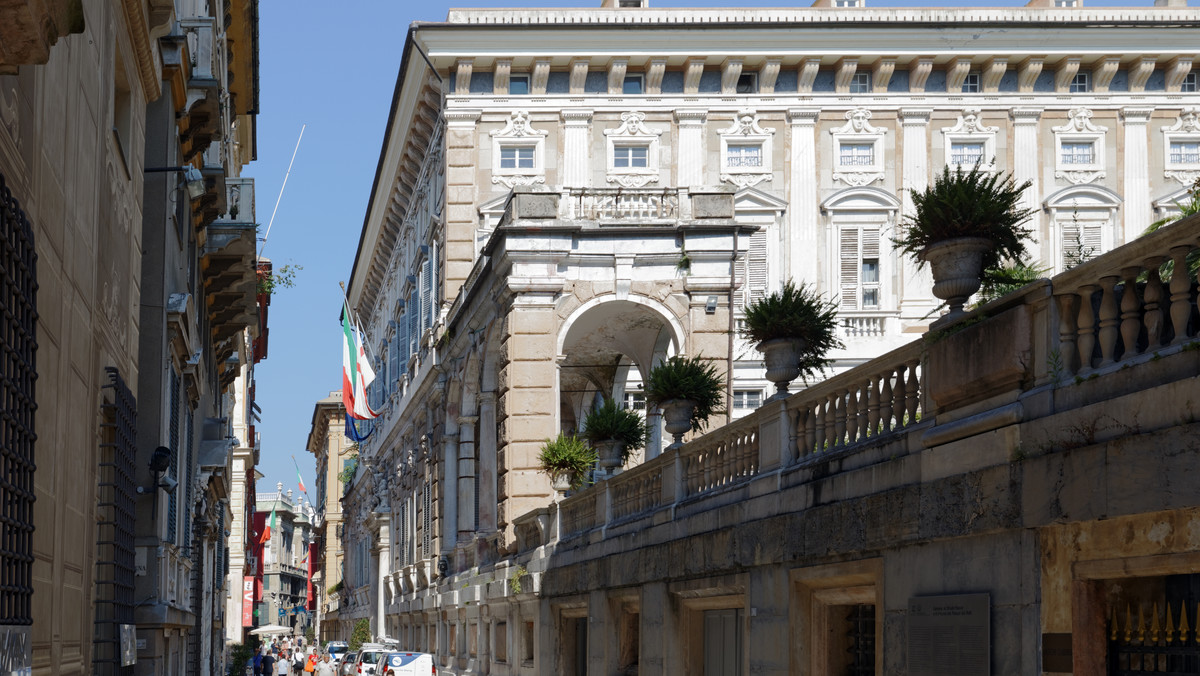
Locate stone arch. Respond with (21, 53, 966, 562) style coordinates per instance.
(1043, 184, 1123, 270)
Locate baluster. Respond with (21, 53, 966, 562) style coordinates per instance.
(804, 406, 816, 458)
(906, 360, 921, 425)
(824, 393, 837, 450)
(1097, 275, 1121, 366)
(845, 387, 859, 446)
(893, 364, 909, 427)
(813, 400, 826, 455)
(833, 390, 846, 449)
(1055, 294, 1080, 376)
(879, 371, 894, 432)
(866, 376, 880, 436)
(1119, 267, 1144, 361)
(1077, 285, 1099, 372)
(1143, 257, 1166, 349)
(789, 408, 803, 464)
(856, 381, 870, 441)
(1169, 245, 1192, 343)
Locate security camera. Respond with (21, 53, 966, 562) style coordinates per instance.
(160, 476, 179, 494)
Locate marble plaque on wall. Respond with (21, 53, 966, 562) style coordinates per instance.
(907, 593, 990, 676)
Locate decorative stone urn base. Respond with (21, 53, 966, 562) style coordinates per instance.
(550, 473, 572, 494)
(660, 399, 696, 452)
(594, 439, 627, 478)
(919, 236, 993, 329)
(758, 338, 806, 401)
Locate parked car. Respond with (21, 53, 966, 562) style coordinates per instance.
(339, 652, 358, 676)
(326, 641, 349, 664)
(354, 648, 389, 675)
(380, 651, 436, 676)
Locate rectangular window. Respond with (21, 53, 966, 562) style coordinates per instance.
(849, 72, 871, 94)
(1061, 141, 1095, 165)
(509, 75, 530, 95)
(500, 146, 535, 169)
(735, 73, 758, 94)
(1070, 71, 1090, 93)
(495, 622, 508, 663)
(733, 390, 762, 410)
(839, 143, 875, 167)
(622, 75, 644, 95)
(961, 72, 981, 93)
(1054, 0, 1077, 6)
(726, 143, 763, 168)
(861, 259, 880, 308)
(1170, 140, 1200, 165)
(623, 392, 646, 411)
(522, 621, 535, 662)
(1183, 71, 1198, 93)
(613, 145, 649, 169)
(950, 141, 986, 167)
(834, 0, 860, 6)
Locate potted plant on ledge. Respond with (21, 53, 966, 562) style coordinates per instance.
(893, 164, 1035, 327)
(581, 398, 648, 477)
(537, 433, 597, 494)
(739, 281, 844, 401)
(644, 355, 724, 452)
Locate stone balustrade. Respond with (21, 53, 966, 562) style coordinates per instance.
(563, 187, 682, 222)
(1053, 214, 1200, 377)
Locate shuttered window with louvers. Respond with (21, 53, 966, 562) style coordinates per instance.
(744, 229, 769, 307)
(839, 227, 881, 310)
(408, 291, 419, 356)
(1061, 219, 1103, 269)
(421, 255, 433, 332)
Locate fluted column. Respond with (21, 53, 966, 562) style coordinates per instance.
(477, 393, 498, 533)
(456, 415, 478, 541)
(787, 108, 819, 282)
(675, 109, 707, 188)
(900, 108, 935, 318)
(561, 109, 592, 188)
(1011, 108, 1044, 265)
(1122, 107, 1154, 243)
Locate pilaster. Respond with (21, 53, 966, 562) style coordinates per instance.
(1121, 107, 1155, 243)
(674, 109, 707, 188)
(444, 109, 481, 300)
(477, 392, 498, 534)
(561, 109, 593, 188)
(900, 108, 935, 317)
(1011, 108, 1045, 264)
(786, 108, 819, 288)
(457, 415, 479, 541)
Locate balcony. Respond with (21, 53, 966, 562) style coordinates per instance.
(263, 562, 307, 578)
(179, 18, 220, 162)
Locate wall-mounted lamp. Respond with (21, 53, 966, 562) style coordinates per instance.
(138, 446, 178, 494)
(145, 165, 205, 200)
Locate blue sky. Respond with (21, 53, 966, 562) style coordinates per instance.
(246, 0, 1179, 498)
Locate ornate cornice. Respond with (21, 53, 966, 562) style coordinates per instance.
(120, 0, 162, 101)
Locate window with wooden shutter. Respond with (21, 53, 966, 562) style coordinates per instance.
(388, 337, 399, 394)
(408, 291, 419, 355)
(421, 256, 433, 331)
(744, 229, 768, 307)
(1061, 219, 1103, 269)
(397, 304, 409, 368)
(840, 227, 880, 310)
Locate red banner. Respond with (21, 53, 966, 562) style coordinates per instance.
(242, 576, 255, 627)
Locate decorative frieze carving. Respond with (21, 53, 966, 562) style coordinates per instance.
(491, 110, 548, 188)
(1053, 107, 1107, 185)
(942, 108, 999, 172)
(832, 108, 887, 187)
(605, 111, 662, 188)
(1162, 107, 1200, 186)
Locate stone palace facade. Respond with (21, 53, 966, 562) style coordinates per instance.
(326, 1, 1200, 674)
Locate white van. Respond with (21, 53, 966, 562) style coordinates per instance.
(379, 651, 436, 676)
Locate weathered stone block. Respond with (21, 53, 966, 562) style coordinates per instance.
(447, 147, 475, 167)
(446, 165, 475, 186)
(511, 191, 559, 219)
(507, 334, 556, 361)
(690, 192, 735, 219)
(501, 388, 556, 416)
(510, 309, 555, 335)
(926, 304, 1032, 411)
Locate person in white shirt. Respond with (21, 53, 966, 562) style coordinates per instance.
(313, 653, 336, 676)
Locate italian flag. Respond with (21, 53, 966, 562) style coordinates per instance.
(259, 507, 276, 545)
(342, 300, 379, 420)
(292, 456, 307, 494)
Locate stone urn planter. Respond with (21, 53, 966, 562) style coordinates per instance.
(593, 439, 627, 476)
(919, 236, 993, 327)
(659, 399, 696, 452)
(758, 337, 807, 401)
(550, 472, 573, 494)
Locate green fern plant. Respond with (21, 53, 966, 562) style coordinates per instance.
(739, 280, 844, 382)
(537, 434, 597, 490)
(644, 355, 725, 433)
(973, 261, 1049, 307)
(894, 164, 1036, 272)
(580, 399, 647, 460)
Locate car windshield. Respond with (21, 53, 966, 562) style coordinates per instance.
(360, 652, 384, 664)
(328, 647, 345, 653)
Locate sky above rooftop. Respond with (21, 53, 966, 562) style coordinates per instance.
(246, 0, 1184, 502)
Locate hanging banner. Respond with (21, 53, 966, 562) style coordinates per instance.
(242, 577, 255, 627)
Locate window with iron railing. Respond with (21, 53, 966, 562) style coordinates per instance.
(1061, 141, 1096, 165)
(839, 143, 875, 167)
(950, 141, 986, 167)
(726, 143, 763, 168)
(1169, 141, 1200, 165)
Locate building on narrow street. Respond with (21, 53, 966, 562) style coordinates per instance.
(0, 1, 262, 674)
(335, 0, 1200, 673)
(254, 486, 317, 638)
(304, 392, 356, 642)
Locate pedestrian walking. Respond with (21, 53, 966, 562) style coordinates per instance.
(312, 654, 336, 676)
(259, 651, 276, 676)
(277, 649, 291, 676)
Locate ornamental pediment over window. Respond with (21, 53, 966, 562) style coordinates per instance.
(604, 111, 663, 188)
(719, 109, 775, 189)
(1053, 107, 1107, 185)
(941, 109, 999, 173)
(831, 108, 886, 187)
(490, 110, 548, 189)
